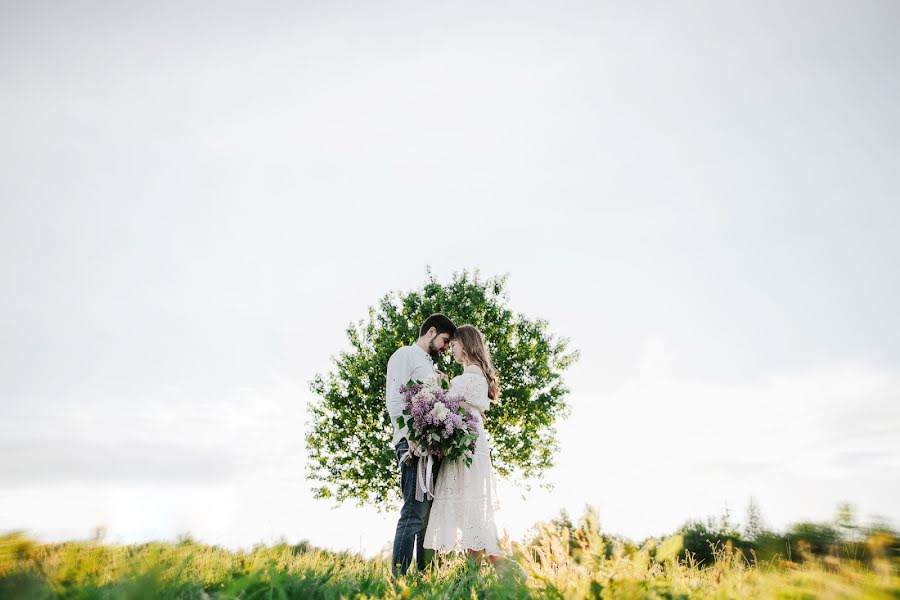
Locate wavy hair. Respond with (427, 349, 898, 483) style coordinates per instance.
(452, 325, 500, 403)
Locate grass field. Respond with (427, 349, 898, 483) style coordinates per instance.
(2, 513, 897, 599)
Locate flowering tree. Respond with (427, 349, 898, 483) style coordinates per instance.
(306, 269, 578, 508)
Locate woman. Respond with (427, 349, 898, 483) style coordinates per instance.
(422, 325, 527, 579)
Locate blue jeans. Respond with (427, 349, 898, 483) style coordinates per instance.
(391, 439, 441, 576)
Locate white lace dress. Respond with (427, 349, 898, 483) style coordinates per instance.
(423, 371, 503, 556)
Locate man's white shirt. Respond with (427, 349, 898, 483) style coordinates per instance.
(385, 343, 436, 446)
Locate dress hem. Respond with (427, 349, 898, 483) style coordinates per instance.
(424, 544, 506, 557)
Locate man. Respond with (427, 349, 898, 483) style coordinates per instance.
(386, 313, 456, 577)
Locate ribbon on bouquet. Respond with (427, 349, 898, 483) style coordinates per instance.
(416, 452, 435, 502)
(402, 444, 435, 501)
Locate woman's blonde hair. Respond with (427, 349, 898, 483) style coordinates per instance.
(453, 325, 500, 403)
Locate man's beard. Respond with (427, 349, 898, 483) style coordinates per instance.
(427, 339, 442, 362)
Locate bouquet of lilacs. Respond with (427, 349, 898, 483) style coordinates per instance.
(396, 372, 480, 500)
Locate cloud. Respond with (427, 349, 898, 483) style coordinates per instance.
(694, 459, 781, 476)
(0, 373, 309, 489)
(541, 340, 900, 539)
(829, 450, 899, 471)
(595, 349, 900, 479)
(0, 439, 236, 487)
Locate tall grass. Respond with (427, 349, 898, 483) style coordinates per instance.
(1, 508, 896, 599)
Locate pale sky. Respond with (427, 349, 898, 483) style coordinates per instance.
(1, 1, 898, 556)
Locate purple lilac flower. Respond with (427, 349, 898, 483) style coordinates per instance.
(399, 381, 480, 460)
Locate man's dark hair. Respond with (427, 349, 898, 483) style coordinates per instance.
(419, 314, 457, 338)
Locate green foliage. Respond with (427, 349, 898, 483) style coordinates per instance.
(306, 269, 578, 507)
(1, 506, 898, 599)
(788, 521, 842, 558)
(679, 513, 749, 567)
(670, 502, 900, 571)
(752, 530, 792, 563)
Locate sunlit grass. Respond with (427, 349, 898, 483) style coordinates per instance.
(1, 508, 897, 599)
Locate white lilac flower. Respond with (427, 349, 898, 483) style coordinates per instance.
(429, 401, 449, 421)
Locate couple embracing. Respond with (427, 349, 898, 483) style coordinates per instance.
(385, 314, 526, 579)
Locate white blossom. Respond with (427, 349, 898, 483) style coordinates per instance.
(429, 401, 449, 421)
